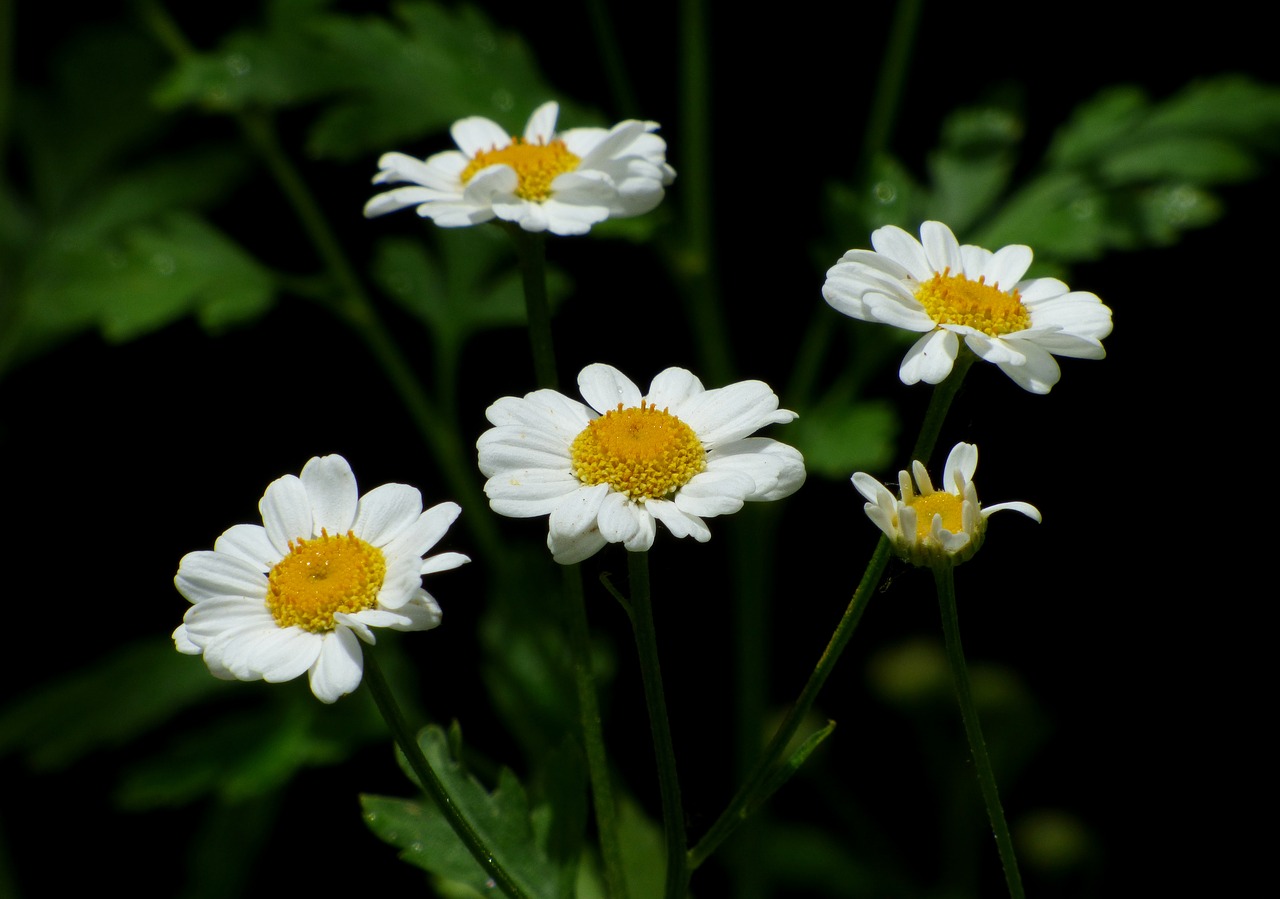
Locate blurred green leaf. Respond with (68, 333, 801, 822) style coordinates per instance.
(22, 211, 275, 349)
(790, 399, 898, 480)
(373, 229, 567, 343)
(0, 640, 226, 770)
(362, 724, 562, 899)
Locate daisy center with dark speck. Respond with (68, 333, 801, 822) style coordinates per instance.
(915, 269, 1031, 336)
(266, 530, 386, 633)
(571, 401, 707, 501)
(460, 138, 581, 201)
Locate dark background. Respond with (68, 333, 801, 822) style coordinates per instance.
(2, 1, 1269, 896)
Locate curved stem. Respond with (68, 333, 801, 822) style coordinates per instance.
(690, 359, 973, 868)
(932, 565, 1025, 899)
(689, 535, 891, 868)
(627, 550, 688, 899)
(362, 650, 534, 899)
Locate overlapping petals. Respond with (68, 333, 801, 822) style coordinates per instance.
(364, 101, 675, 236)
(852, 442, 1040, 568)
(173, 455, 468, 703)
(477, 364, 806, 564)
(823, 221, 1113, 393)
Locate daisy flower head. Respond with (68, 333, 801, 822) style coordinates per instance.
(852, 442, 1041, 569)
(822, 221, 1113, 394)
(173, 455, 469, 703)
(364, 101, 676, 236)
(477, 363, 806, 564)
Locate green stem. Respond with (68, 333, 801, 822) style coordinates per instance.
(134, 0, 501, 562)
(362, 650, 535, 899)
(628, 550, 688, 899)
(689, 358, 973, 867)
(689, 535, 892, 869)
(506, 225, 558, 390)
(509, 222, 629, 898)
(932, 565, 1026, 899)
(671, 0, 731, 384)
(564, 565, 631, 899)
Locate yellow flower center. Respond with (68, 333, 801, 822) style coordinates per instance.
(914, 269, 1031, 336)
(265, 530, 386, 633)
(460, 137, 581, 201)
(570, 401, 707, 501)
(908, 492, 964, 541)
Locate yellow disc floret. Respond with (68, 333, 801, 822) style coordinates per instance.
(907, 491, 964, 542)
(571, 401, 707, 501)
(460, 138, 581, 201)
(266, 530, 386, 633)
(914, 269, 1031, 336)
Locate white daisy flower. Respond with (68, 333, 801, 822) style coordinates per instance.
(852, 442, 1041, 569)
(477, 363, 806, 564)
(363, 101, 675, 236)
(173, 455, 469, 703)
(822, 221, 1113, 394)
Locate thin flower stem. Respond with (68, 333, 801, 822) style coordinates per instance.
(671, 0, 732, 384)
(506, 226, 559, 390)
(688, 535, 892, 869)
(932, 565, 1026, 899)
(583, 0, 640, 119)
(362, 649, 535, 899)
(689, 359, 974, 868)
(133, 0, 502, 563)
(509, 224, 629, 899)
(627, 550, 689, 899)
(564, 565, 632, 899)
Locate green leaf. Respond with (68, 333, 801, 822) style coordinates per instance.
(21, 211, 275, 349)
(789, 399, 898, 480)
(362, 724, 562, 899)
(372, 230, 569, 347)
(0, 641, 227, 770)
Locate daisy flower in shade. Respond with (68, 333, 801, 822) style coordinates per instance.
(173, 455, 469, 703)
(822, 221, 1113, 394)
(364, 101, 675, 236)
(477, 363, 806, 564)
(852, 442, 1041, 569)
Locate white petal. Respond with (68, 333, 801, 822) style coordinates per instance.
(622, 510, 657, 552)
(645, 498, 711, 542)
(523, 101, 560, 143)
(484, 391, 592, 442)
(260, 474, 313, 552)
(870, 225, 933, 280)
(308, 628, 364, 703)
(212, 524, 278, 571)
(982, 244, 1033, 289)
(596, 492, 644, 545)
(548, 527, 608, 565)
(646, 368, 706, 410)
(353, 482, 423, 546)
(919, 221, 963, 275)
(673, 469, 754, 517)
(383, 501, 462, 559)
(995, 341, 1061, 394)
(942, 442, 979, 494)
(899, 330, 959, 385)
(176, 551, 268, 604)
(707, 438, 806, 501)
(485, 469, 583, 517)
(548, 484, 610, 539)
(851, 472, 894, 506)
(451, 116, 510, 157)
(421, 551, 470, 575)
(983, 501, 1042, 523)
(300, 455, 359, 533)
(679, 380, 792, 447)
(578, 363, 643, 413)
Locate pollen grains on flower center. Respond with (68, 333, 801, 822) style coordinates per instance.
(570, 401, 707, 501)
(907, 492, 965, 541)
(265, 530, 387, 633)
(460, 138, 581, 202)
(915, 269, 1032, 336)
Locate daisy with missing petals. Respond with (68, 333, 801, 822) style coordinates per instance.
(852, 442, 1040, 569)
(477, 363, 806, 564)
(364, 101, 675, 236)
(173, 455, 469, 703)
(823, 221, 1112, 393)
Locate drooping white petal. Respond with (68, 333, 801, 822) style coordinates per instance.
(596, 491, 645, 545)
(308, 628, 365, 704)
(645, 499, 711, 542)
(548, 527, 608, 565)
(899, 330, 959, 385)
(548, 483, 610, 539)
